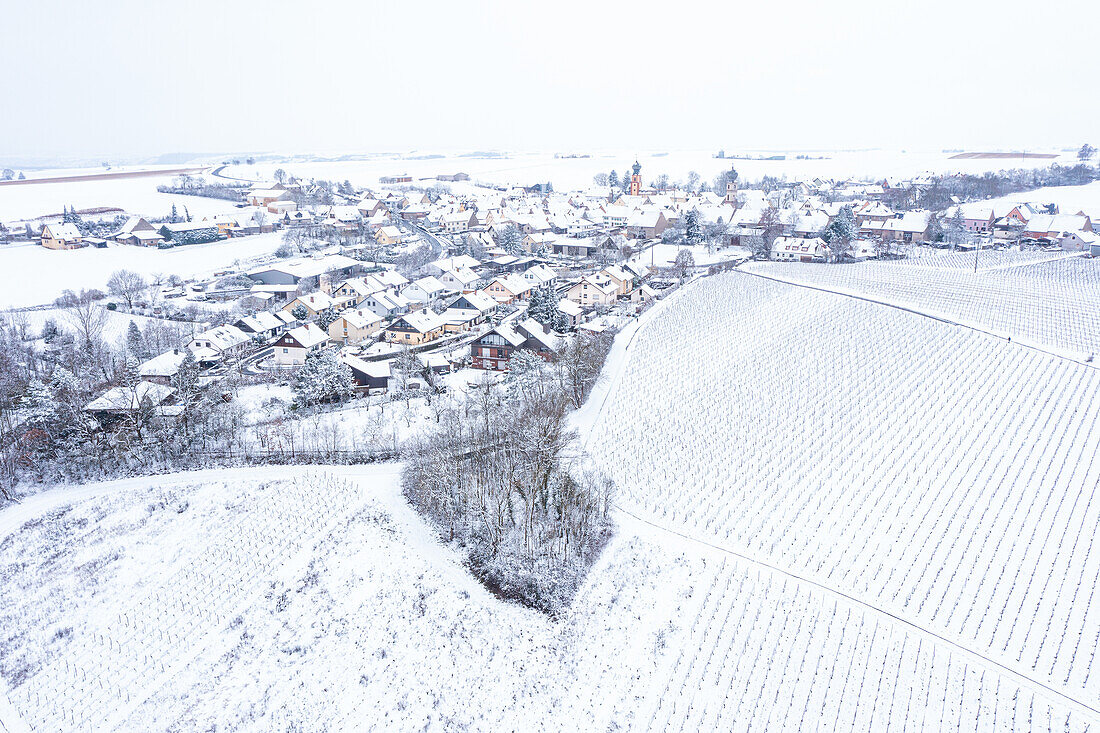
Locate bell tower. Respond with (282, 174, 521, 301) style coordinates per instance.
(629, 160, 642, 196)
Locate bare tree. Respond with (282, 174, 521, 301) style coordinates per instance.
(106, 270, 147, 309)
(59, 289, 109, 350)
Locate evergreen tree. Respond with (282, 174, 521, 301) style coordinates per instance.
(291, 304, 310, 322)
(498, 224, 524, 256)
(41, 318, 60, 342)
(316, 309, 338, 331)
(527, 284, 568, 332)
(683, 209, 702, 244)
(294, 350, 356, 405)
(126, 321, 149, 361)
(170, 204, 179, 223)
(21, 378, 60, 435)
(821, 205, 858, 261)
(608, 170, 619, 190)
(173, 349, 202, 404)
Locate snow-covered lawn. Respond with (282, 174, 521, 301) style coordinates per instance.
(0, 234, 285, 309)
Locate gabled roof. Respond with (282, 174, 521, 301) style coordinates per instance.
(138, 350, 187, 378)
(337, 308, 382, 329)
(85, 381, 176, 412)
(190, 324, 249, 351)
(392, 310, 446, 334)
(44, 223, 82, 239)
(285, 323, 329, 349)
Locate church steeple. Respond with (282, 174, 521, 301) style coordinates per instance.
(629, 160, 641, 196)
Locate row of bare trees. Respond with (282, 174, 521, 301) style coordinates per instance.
(402, 332, 615, 615)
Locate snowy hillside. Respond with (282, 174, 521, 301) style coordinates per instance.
(586, 273, 1100, 730)
(745, 252, 1100, 359)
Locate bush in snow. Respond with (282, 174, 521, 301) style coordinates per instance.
(293, 351, 356, 407)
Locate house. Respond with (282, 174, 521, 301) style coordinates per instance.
(360, 289, 411, 319)
(565, 275, 618, 307)
(470, 318, 560, 371)
(401, 275, 449, 304)
(961, 207, 995, 234)
(481, 274, 533, 304)
(556, 298, 584, 327)
(1061, 230, 1100, 252)
(626, 210, 669, 239)
(427, 255, 481, 276)
(439, 291, 498, 332)
(111, 216, 164, 246)
(138, 349, 188, 386)
(341, 354, 392, 392)
(1024, 214, 1092, 240)
(628, 284, 660, 306)
(600, 266, 633, 296)
(187, 324, 250, 364)
(332, 276, 384, 303)
(879, 211, 931, 244)
(357, 198, 387, 217)
(771, 236, 830, 262)
(247, 184, 289, 208)
(521, 263, 557, 288)
(84, 381, 177, 423)
(328, 308, 382, 344)
(441, 210, 476, 234)
(41, 222, 83, 250)
(384, 310, 447, 345)
(283, 291, 339, 319)
(437, 267, 481, 291)
(246, 254, 359, 286)
(273, 324, 330, 366)
(376, 225, 404, 246)
(234, 311, 287, 340)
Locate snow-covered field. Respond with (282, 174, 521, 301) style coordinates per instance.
(0, 171, 237, 222)
(743, 252, 1100, 358)
(0, 234, 285, 309)
(585, 273, 1100, 729)
(0, 466, 707, 731)
(218, 148, 1076, 192)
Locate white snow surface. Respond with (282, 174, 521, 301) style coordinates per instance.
(4, 268, 1100, 730)
(0, 234, 285, 309)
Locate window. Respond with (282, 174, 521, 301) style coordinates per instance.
(282, 348, 288, 353)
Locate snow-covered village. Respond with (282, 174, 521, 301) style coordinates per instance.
(2, 1, 1100, 731)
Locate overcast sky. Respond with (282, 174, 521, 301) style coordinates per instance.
(3, 0, 1096, 163)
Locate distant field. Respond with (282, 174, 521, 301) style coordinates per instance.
(950, 152, 1060, 160)
(0, 167, 208, 187)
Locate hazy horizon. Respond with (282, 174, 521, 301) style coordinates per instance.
(3, 0, 1098, 163)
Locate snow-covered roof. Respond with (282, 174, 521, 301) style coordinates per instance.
(85, 381, 176, 412)
(394, 310, 446, 334)
(285, 323, 329, 349)
(138, 349, 187, 378)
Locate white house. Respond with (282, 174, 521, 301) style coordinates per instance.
(273, 324, 330, 366)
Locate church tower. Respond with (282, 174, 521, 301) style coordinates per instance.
(629, 160, 641, 196)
